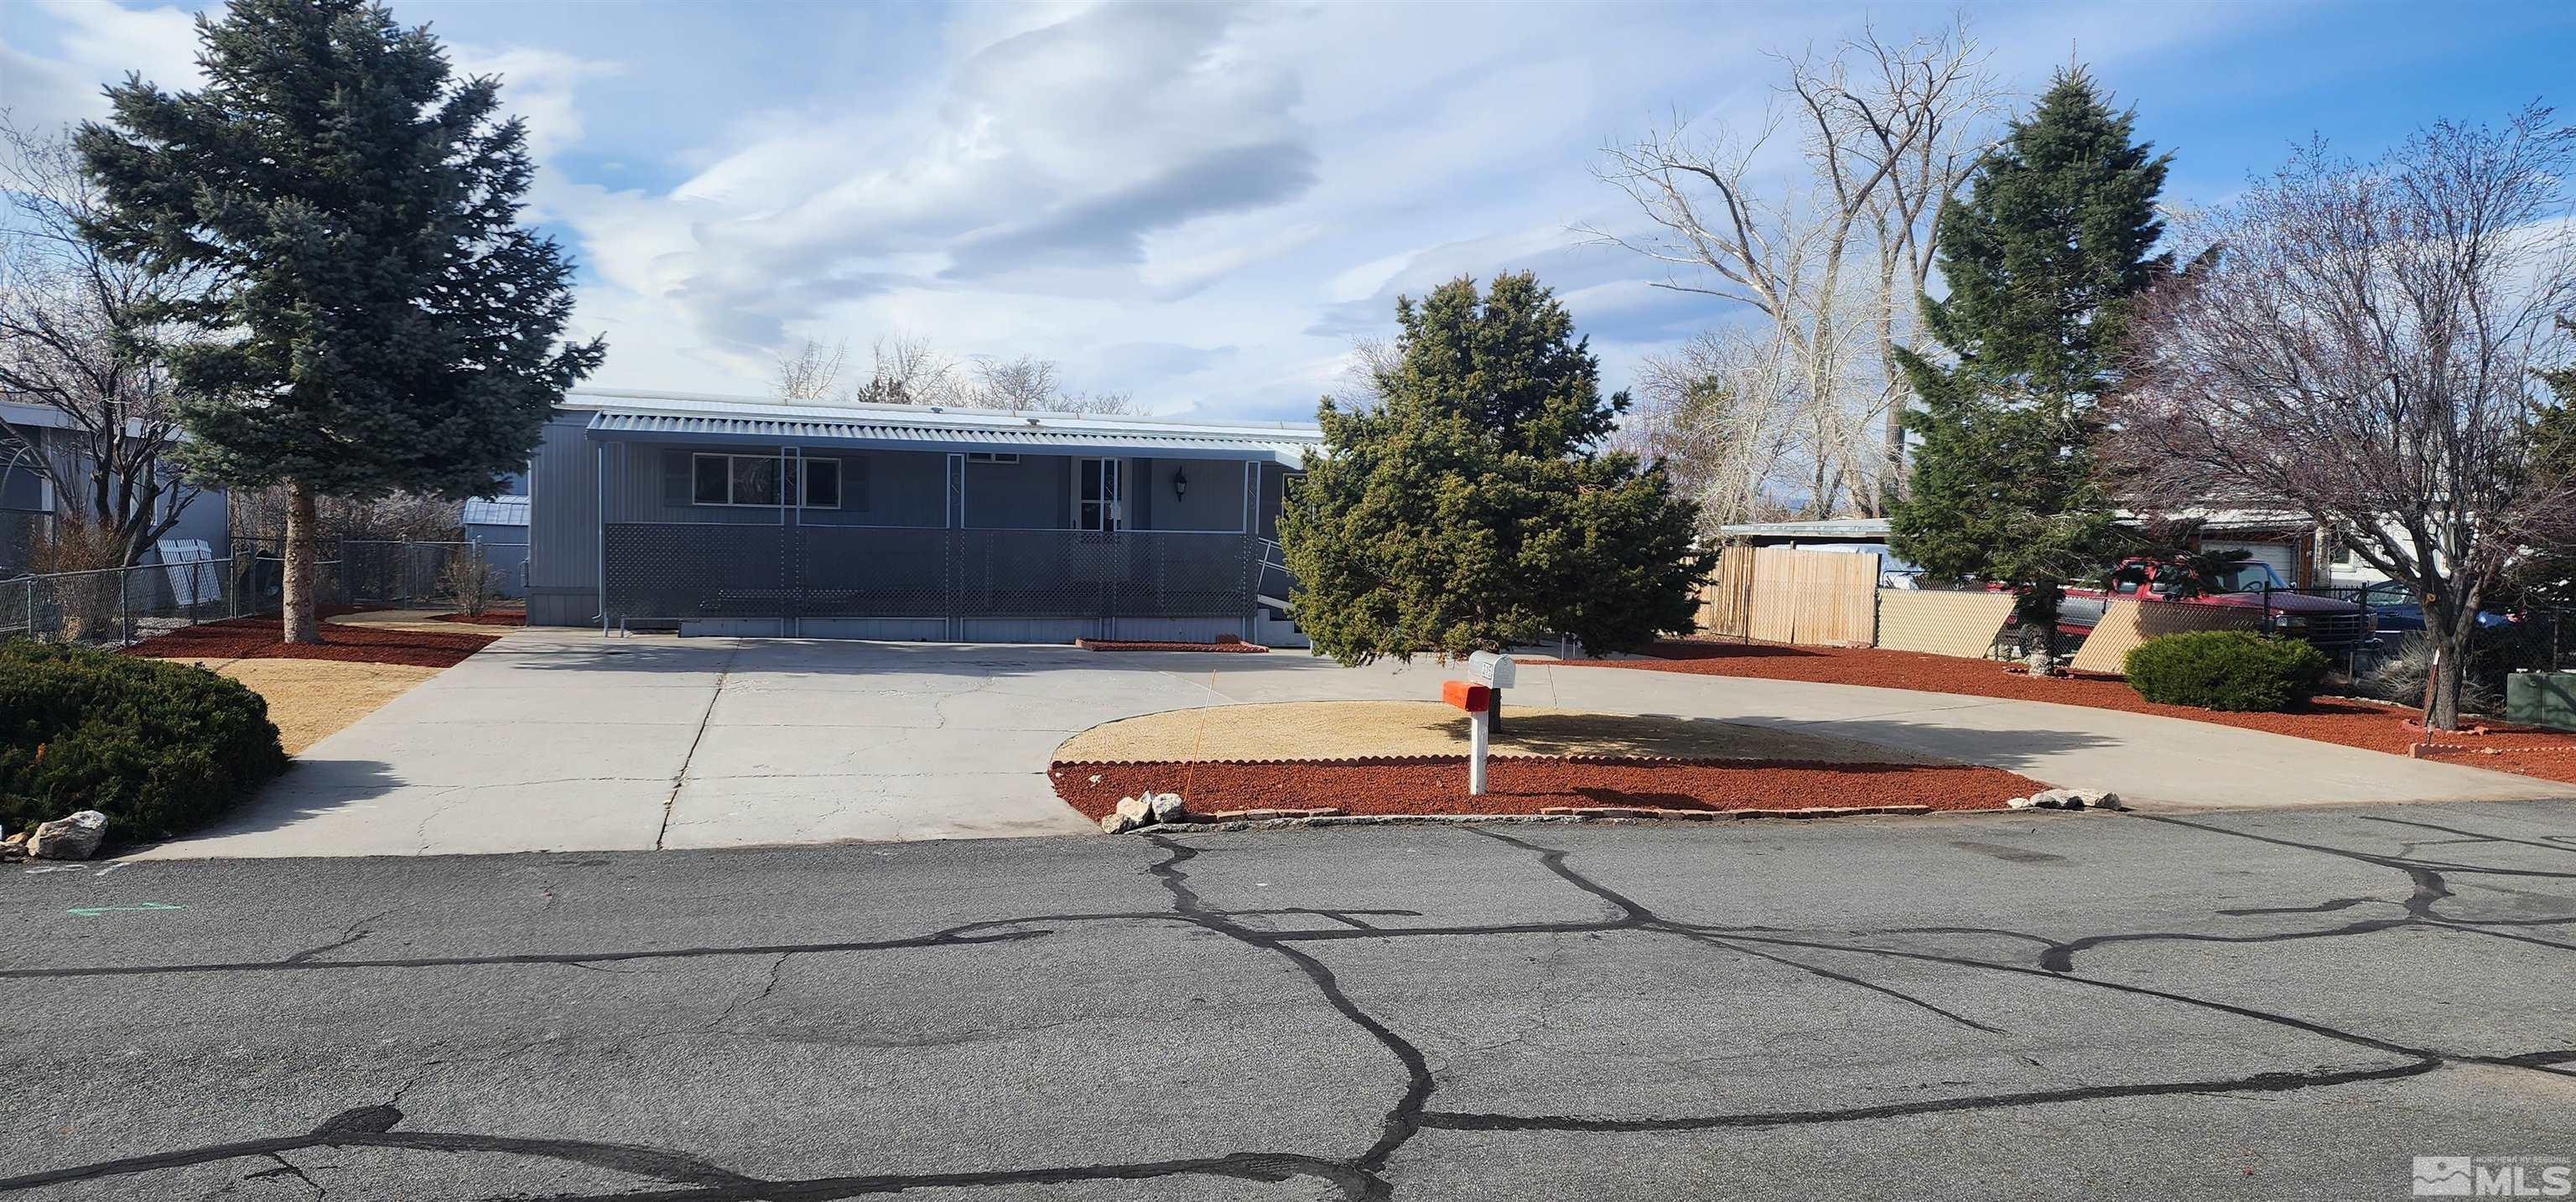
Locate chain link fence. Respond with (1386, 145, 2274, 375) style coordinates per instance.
(0, 550, 337, 647)
(2, 537, 527, 647)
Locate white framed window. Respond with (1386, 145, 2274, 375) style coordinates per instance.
(1074, 457, 1123, 531)
(692, 453, 840, 509)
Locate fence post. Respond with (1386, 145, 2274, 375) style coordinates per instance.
(121, 565, 132, 646)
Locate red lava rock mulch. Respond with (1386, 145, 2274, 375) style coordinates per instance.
(1051, 756, 2041, 820)
(123, 614, 500, 668)
(435, 611, 527, 627)
(1566, 640, 2576, 787)
(1074, 638, 1267, 653)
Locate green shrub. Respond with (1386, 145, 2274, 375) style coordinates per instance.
(0, 641, 288, 846)
(2123, 630, 2331, 712)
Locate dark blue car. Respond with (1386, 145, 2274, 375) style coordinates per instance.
(2361, 582, 2511, 634)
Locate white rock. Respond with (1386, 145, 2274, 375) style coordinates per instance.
(2004, 796, 2034, 810)
(1114, 795, 1154, 826)
(1149, 793, 1187, 822)
(29, 810, 108, 860)
(1100, 811, 1139, 834)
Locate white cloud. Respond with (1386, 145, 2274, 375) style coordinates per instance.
(0, 0, 2355, 418)
(0, 0, 204, 132)
(450, 44, 621, 162)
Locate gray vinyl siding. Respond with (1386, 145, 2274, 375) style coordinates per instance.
(1133, 457, 1247, 531)
(961, 453, 1059, 529)
(527, 415, 599, 625)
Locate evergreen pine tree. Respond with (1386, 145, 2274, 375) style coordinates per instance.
(1278, 273, 1708, 665)
(76, 0, 602, 641)
(2516, 318, 2576, 602)
(1889, 68, 2170, 647)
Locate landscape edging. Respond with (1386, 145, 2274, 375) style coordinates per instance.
(1129, 802, 1955, 833)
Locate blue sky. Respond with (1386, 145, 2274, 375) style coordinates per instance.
(5, 0, 2571, 422)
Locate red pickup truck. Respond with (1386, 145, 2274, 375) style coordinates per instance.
(2054, 557, 2375, 649)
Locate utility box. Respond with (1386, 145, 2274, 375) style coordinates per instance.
(2506, 671, 2576, 733)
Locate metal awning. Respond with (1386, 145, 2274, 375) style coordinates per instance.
(581, 406, 1320, 466)
(463, 495, 529, 526)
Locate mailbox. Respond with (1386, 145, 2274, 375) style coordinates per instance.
(1441, 680, 1493, 712)
(1467, 650, 1516, 690)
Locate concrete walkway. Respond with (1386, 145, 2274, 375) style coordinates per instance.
(135, 629, 2569, 858)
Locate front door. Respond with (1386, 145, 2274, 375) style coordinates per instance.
(1075, 458, 1123, 531)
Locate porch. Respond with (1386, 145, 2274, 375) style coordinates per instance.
(543, 395, 1315, 642)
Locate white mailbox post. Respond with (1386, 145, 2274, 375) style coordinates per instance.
(1467, 651, 1515, 731)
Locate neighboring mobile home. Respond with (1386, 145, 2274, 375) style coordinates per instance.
(527, 389, 1319, 644)
(0, 397, 231, 576)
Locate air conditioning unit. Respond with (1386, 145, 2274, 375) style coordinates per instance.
(2506, 671, 2576, 733)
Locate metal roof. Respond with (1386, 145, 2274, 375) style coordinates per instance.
(463, 495, 529, 526)
(1720, 511, 2315, 541)
(1719, 518, 1892, 539)
(575, 393, 1322, 466)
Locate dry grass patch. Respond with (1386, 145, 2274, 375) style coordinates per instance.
(171, 657, 443, 754)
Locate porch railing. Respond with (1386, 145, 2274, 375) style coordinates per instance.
(600, 522, 1257, 629)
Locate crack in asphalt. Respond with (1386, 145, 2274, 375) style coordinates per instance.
(3, 809, 2570, 1199)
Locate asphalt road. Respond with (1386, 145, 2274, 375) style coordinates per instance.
(5, 802, 2573, 1200)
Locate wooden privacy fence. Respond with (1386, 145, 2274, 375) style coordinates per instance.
(1696, 547, 1877, 647)
(1690, 545, 2283, 672)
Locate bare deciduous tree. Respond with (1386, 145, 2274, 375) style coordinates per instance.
(776, 334, 1140, 415)
(855, 333, 962, 406)
(966, 354, 1062, 411)
(772, 337, 848, 402)
(2106, 105, 2576, 728)
(229, 486, 461, 544)
(1321, 335, 1405, 413)
(1619, 326, 1809, 532)
(1052, 390, 1138, 417)
(1592, 18, 1999, 516)
(0, 116, 206, 566)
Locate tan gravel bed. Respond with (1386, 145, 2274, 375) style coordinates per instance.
(1052, 699, 1955, 765)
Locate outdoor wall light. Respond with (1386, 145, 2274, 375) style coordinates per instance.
(1172, 468, 1188, 500)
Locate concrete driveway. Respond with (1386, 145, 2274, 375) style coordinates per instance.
(137, 629, 2569, 858)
